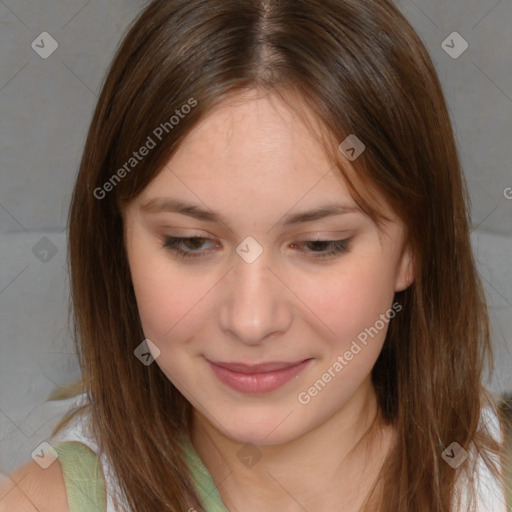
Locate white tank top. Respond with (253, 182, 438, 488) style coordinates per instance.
(49, 392, 507, 512)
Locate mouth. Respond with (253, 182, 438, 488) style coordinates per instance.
(206, 358, 313, 394)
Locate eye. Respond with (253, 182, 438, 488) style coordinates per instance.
(161, 236, 218, 258)
(161, 236, 352, 260)
(291, 238, 352, 258)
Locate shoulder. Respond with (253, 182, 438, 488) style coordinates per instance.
(455, 403, 509, 512)
(0, 458, 69, 512)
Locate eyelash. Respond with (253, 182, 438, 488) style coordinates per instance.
(161, 236, 352, 259)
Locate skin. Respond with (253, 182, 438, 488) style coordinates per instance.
(0, 459, 69, 512)
(123, 89, 414, 512)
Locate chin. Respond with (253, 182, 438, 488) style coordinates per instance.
(212, 411, 303, 447)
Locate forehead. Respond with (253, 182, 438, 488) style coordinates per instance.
(141, 90, 354, 202)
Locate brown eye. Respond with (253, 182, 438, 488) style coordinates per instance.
(291, 238, 352, 258)
(162, 236, 218, 258)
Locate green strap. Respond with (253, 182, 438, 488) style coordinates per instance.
(181, 435, 230, 512)
(53, 441, 107, 512)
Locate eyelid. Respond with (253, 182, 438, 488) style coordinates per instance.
(159, 227, 215, 237)
(293, 230, 354, 239)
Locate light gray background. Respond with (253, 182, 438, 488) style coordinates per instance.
(0, 0, 511, 474)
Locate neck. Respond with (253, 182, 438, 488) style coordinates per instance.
(190, 378, 395, 512)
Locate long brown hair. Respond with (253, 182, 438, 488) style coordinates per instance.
(56, 0, 510, 510)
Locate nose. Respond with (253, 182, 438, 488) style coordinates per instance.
(218, 248, 292, 346)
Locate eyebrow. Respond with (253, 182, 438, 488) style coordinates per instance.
(139, 197, 361, 228)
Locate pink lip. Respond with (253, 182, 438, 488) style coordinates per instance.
(206, 358, 313, 394)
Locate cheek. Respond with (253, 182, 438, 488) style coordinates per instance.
(126, 228, 203, 342)
(292, 251, 399, 350)
(132, 270, 208, 345)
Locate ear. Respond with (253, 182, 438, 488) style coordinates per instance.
(394, 243, 414, 292)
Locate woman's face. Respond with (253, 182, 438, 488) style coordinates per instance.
(123, 90, 413, 446)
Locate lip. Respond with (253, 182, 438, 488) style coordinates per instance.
(206, 358, 313, 394)
(210, 360, 309, 373)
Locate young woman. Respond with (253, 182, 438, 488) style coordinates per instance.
(2, 0, 510, 511)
